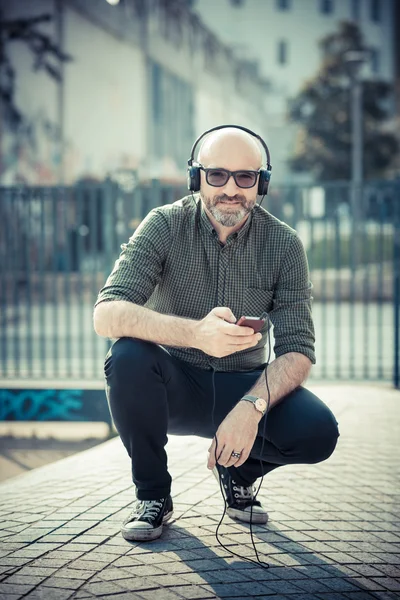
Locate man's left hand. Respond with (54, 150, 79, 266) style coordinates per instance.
(207, 401, 261, 470)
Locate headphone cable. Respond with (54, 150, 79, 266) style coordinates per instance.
(190, 189, 271, 566)
(210, 312, 272, 569)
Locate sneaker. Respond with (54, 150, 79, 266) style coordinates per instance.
(121, 496, 173, 542)
(213, 464, 268, 524)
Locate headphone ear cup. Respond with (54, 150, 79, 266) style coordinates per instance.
(187, 166, 201, 192)
(258, 169, 271, 196)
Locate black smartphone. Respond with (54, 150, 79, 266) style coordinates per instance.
(236, 315, 266, 333)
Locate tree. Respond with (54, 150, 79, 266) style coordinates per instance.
(0, 11, 72, 128)
(289, 21, 398, 181)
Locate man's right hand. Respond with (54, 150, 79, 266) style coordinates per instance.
(192, 307, 262, 358)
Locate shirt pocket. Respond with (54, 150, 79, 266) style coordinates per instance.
(242, 288, 274, 317)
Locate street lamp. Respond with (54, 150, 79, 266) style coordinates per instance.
(343, 49, 368, 188)
(343, 49, 369, 272)
(343, 49, 369, 266)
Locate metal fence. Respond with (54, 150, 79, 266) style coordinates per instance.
(1, 179, 399, 386)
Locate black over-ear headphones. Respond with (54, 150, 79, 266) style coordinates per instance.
(187, 124, 272, 196)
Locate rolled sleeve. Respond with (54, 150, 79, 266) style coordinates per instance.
(270, 233, 316, 364)
(95, 209, 170, 307)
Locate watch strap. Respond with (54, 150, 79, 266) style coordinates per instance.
(241, 394, 259, 402)
(241, 394, 266, 415)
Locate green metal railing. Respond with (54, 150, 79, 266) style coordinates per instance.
(1, 179, 399, 386)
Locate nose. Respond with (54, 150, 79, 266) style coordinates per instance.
(223, 173, 240, 196)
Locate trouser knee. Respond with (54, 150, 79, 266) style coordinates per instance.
(305, 416, 340, 464)
(105, 337, 162, 382)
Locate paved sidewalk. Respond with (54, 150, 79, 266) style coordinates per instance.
(0, 384, 399, 600)
(0, 423, 111, 483)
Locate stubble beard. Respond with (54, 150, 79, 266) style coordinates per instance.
(200, 192, 256, 227)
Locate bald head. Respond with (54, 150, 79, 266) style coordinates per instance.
(197, 127, 263, 170)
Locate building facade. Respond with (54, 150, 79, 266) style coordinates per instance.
(194, 0, 396, 182)
(0, 0, 269, 185)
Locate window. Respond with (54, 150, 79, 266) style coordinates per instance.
(276, 0, 291, 9)
(371, 0, 380, 22)
(370, 48, 380, 73)
(351, 0, 360, 21)
(277, 40, 288, 65)
(320, 0, 334, 14)
(150, 61, 194, 168)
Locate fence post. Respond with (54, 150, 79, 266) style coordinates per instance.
(103, 177, 116, 277)
(394, 183, 400, 389)
(102, 178, 117, 357)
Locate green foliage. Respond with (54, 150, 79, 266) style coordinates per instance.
(289, 21, 398, 181)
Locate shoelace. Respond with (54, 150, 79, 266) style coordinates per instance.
(232, 480, 259, 504)
(130, 499, 164, 520)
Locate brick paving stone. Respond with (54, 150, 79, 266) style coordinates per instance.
(349, 577, 387, 591)
(0, 582, 37, 595)
(179, 573, 209, 585)
(323, 577, 374, 593)
(343, 564, 388, 577)
(374, 565, 400, 578)
(371, 577, 400, 591)
(2, 573, 47, 586)
(55, 568, 98, 580)
(138, 590, 192, 600)
(314, 594, 350, 600)
(374, 533, 400, 543)
(291, 577, 335, 594)
(114, 576, 160, 592)
(241, 565, 284, 580)
(197, 582, 255, 597)
(257, 579, 304, 595)
(40, 577, 83, 590)
(341, 594, 377, 600)
(25, 589, 76, 599)
(291, 565, 337, 579)
(147, 574, 191, 587)
(206, 568, 263, 584)
(80, 581, 127, 595)
(371, 592, 400, 599)
(0, 557, 33, 567)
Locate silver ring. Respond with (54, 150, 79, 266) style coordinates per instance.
(231, 451, 242, 459)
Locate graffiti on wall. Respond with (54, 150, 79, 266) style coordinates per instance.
(0, 389, 111, 424)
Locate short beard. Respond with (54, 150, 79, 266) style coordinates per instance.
(200, 192, 256, 227)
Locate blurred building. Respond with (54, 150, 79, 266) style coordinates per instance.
(194, 0, 396, 182)
(0, 0, 269, 185)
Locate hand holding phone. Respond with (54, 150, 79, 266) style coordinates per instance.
(237, 315, 266, 333)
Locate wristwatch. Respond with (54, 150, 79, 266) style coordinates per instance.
(241, 394, 267, 416)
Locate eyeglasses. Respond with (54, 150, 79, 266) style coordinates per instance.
(199, 165, 259, 188)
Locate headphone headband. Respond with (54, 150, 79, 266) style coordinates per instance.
(186, 124, 272, 196)
(187, 124, 272, 171)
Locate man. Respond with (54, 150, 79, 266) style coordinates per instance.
(94, 126, 339, 543)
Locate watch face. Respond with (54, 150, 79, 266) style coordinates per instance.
(255, 398, 267, 413)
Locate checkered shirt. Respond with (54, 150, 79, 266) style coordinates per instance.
(95, 194, 316, 371)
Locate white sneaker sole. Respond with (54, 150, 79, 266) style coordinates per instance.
(121, 508, 173, 542)
(212, 466, 268, 525)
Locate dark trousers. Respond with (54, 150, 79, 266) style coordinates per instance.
(105, 337, 340, 501)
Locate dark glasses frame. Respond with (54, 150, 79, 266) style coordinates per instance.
(198, 165, 260, 188)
